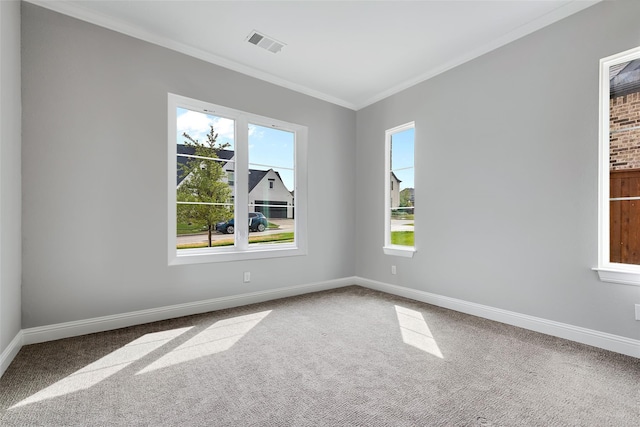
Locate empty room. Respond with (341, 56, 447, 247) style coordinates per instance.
(1, 0, 639, 425)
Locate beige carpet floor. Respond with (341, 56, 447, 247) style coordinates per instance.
(1, 286, 638, 426)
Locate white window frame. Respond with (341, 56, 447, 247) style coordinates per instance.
(594, 46, 640, 286)
(168, 93, 307, 265)
(384, 121, 416, 258)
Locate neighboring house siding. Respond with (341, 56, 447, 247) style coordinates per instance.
(609, 59, 640, 171)
(609, 91, 640, 170)
(176, 145, 293, 219)
(176, 146, 234, 186)
(390, 173, 401, 209)
(249, 169, 294, 219)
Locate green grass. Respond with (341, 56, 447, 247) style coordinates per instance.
(177, 240, 233, 249)
(177, 222, 206, 235)
(177, 232, 294, 250)
(178, 221, 280, 236)
(391, 231, 414, 246)
(249, 232, 294, 244)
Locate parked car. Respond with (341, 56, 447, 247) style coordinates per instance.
(216, 212, 268, 234)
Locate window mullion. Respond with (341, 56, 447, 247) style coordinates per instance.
(235, 115, 249, 250)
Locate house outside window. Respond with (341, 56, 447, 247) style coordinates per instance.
(168, 94, 307, 265)
(596, 46, 640, 286)
(384, 122, 415, 257)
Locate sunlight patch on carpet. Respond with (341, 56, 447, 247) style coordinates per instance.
(136, 310, 272, 374)
(10, 327, 193, 409)
(395, 305, 443, 358)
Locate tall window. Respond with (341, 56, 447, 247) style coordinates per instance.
(384, 122, 415, 257)
(596, 46, 640, 286)
(168, 94, 307, 265)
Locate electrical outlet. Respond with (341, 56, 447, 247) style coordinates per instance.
(243, 272, 251, 283)
(635, 304, 640, 320)
(391, 265, 397, 275)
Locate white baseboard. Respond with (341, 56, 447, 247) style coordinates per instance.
(9, 275, 639, 368)
(1, 331, 23, 378)
(356, 277, 640, 359)
(22, 277, 356, 345)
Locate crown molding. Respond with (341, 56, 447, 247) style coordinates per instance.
(24, 0, 357, 110)
(356, 0, 601, 110)
(25, 0, 601, 112)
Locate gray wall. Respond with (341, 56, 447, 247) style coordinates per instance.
(0, 0, 22, 358)
(21, 3, 355, 328)
(17, 1, 640, 343)
(355, 0, 640, 340)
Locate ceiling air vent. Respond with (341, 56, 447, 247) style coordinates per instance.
(246, 30, 285, 54)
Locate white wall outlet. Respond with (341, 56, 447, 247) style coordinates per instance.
(635, 304, 640, 320)
(243, 272, 251, 283)
(391, 265, 397, 275)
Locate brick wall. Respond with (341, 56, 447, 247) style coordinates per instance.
(610, 91, 640, 170)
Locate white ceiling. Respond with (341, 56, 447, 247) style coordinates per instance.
(30, 0, 600, 110)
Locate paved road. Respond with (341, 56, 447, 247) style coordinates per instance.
(177, 219, 294, 245)
(390, 219, 414, 232)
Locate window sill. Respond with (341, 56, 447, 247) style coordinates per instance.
(592, 266, 640, 287)
(170, 244, 305, 265)
(383, 246, 416, 258)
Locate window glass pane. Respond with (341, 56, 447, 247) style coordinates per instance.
(248, 124, 294, 170)
(609, 59, 640, 264)
(177, 203, 234, 250)
(248, 124, 295, 246)
(391, 128, 414, 171)
(176, 108, 236, 249)
(176, 107, 235, 152)
(389, 126, 414, 248)
(177, 157, 234, 249)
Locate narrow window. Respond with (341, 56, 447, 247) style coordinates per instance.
(596, 46, 640, 286)
(384, 122, 415, 257)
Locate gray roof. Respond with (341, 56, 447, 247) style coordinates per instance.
(176, 145, 233, 185)
(177, 145, 283, 192)
(248, 169, 268, 192)
(610, 59, 640, 98)
(248, 169, 287, 192)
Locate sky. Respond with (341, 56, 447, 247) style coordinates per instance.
(177, 107, 415, 192)
(176, 107, 294, 190)
(391, 127, 415, 190)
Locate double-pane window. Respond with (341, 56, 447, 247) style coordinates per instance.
(168, 94, 307, 265)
